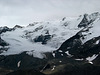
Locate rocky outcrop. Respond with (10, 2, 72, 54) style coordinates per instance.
(34, 34, 53, 44)
(0, 26, 12, 34)
(78, 12, 100, 28)
(13, 25, 23, 30)
(0, 52, 47, 71)
(0, 37, 9, 53)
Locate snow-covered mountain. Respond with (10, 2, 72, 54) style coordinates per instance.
(0, 12, 100, 75)
(0, 15, 82, 58)
(0, 12, 100, 59)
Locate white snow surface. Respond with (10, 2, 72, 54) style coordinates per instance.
(58, 50, 63, 52)
(52, 53, 55, 57)
(96, 40, 99, 44)
(61, 54, 63, 56)
(1, 28, 55, 58)
(51, 65, 56, 71)
(17, 61, 21, 67)
(65, 51, 73, 57)
(86, 54, 98, 62)
(0, 46, 2, 48)
(59, 61, 62, 63)
(88, 62, 93, 64)
(75, 58, 84, 61)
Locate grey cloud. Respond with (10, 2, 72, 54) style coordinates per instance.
(0, 0, 100, 27)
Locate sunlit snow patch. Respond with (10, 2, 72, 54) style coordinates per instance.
(65, 51, 73, 57)
(17, 61, 21, 67)
(86, 54, 98, 64)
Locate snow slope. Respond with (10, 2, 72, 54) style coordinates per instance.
(1, 29, 55, 58)
(0, 16, 83, 58)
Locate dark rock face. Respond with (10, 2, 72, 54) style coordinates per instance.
(0, 37, 9, 47)
(0, 25, 23, 34)
(0, 26, 12, 34)
(0, 67, 13, 75)
(34, 34, 52, 44)
(74, 36, 100, 58)
(0, 52, 47, 70)
(7, 69, 45, 75)
(45, 64, 100, 75)
(78, 14, 89, 28)
(13, 25, 23, 30)
(58, 32, 82, 52)
(0, 37, 9, 53)
(52, 32, 82, 58)
(54, 32, 100, 59)
(78, 12, 99, 28)
(0, 52, 47, 75)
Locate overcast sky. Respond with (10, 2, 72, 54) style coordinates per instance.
(0, 0, 100, 27)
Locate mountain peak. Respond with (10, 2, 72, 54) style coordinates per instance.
(13, 25, 24, 29)
(78, 12, 100, 28)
